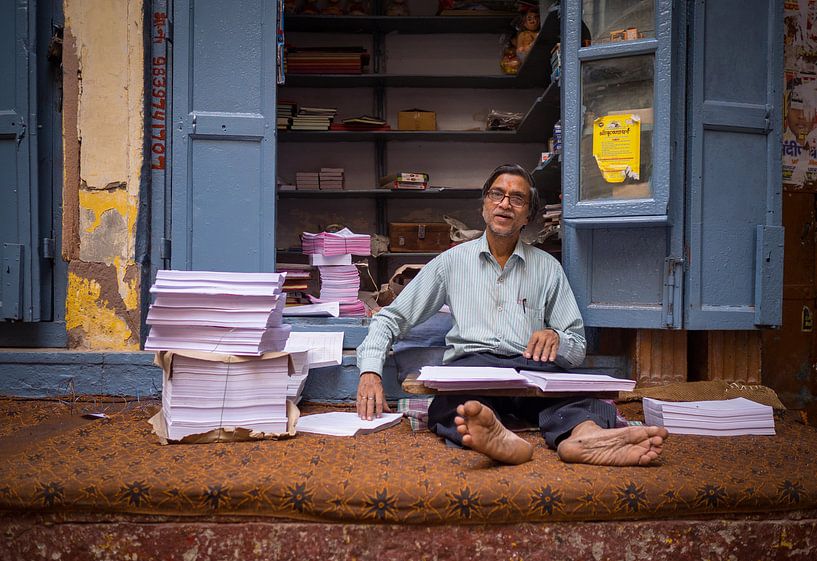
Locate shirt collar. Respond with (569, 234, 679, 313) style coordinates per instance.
(477, 233, 527, 265)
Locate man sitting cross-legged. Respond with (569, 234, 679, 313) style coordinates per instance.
(355, 164, 668, 466)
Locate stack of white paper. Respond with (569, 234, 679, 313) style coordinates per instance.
(301, 228, 371, 256)
(284, 349, 311, 405)
(145, 270, 291, 355)
(520, 371, 636, 393)
(162, 354, 293, 440)
(283, 331, 344, 404)
(643, 397, 775, 436)
(418, 366, 531, 391)
(308, 295, 366, 316)
(418, 366, 637, 393)
(296, 412, 403, 436)
(282, 301, 340, 317)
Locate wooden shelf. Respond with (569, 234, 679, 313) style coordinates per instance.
(284, 15, 516, 34)
(278, 187, 482, 198)
(282, 25, 555, 90)
(532, 154, 561, 197)
(279, 130, 528, 142)
(284, 73, 532, 89)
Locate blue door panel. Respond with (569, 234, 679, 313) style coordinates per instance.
(698, 131, 768, 308)
(191, 1, 264, 114)
(685, 0, 783, 329)
(564, 226, 668, 328)
(0, 0, 40, 321)
(189, 139, 264, 271)
(171, 0, 277, 272)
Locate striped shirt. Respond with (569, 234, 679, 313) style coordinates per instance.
(357, 234, 586, 376)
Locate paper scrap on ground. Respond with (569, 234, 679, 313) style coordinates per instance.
(296, 412, 404, 436)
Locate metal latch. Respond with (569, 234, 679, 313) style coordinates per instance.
(418, 224, 426, 239)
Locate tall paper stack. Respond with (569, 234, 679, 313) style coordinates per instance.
(301, 228, 371, 316)
(145, 270, 310, 440)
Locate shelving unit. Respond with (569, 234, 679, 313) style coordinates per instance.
(277, 13, 563, 286)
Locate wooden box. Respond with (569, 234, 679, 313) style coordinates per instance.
(388, 222, 450, 252)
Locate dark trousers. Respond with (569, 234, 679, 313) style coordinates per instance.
(427, 352, 618, 449)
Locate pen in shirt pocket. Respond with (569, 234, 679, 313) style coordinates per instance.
(518, 298, 527, 314)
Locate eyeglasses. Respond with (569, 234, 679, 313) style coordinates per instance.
(485, 189, 528, 208)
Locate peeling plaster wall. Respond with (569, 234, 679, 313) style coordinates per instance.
(63, 0, 145, 350)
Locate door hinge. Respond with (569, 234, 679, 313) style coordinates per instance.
(41, 238, 55, 260)
(160, 237, 171, 260)
(662, 257, 684, 327)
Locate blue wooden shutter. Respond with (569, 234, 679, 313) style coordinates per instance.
(561, 0, 684, 329)
(0, 0, 41, 321)
(170, 0, 278, 272)
(685, 0, 783, 328)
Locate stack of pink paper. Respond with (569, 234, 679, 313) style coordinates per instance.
(145, 270, 292, 355)
(316, 265, 360, 300)
(301, 227, 371, 256)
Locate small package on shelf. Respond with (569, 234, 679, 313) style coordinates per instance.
(486, 110, 523, 131)
(397, 109, 437, 131)
(388, 223, 451, 253)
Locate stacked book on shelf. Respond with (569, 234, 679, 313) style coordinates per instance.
(319, 167, 344, 190)
(291, 107, 337, 131)
(296, 171, 320, 190)
(277, 100, 297, 130)
(379, 172, 429, 190)
(541, 203, 562, 241)
(145, 270, 291, 356)
(643, 397, 776, 436)
(302, 228, 371, 316)
(329, 115, 390, 131)
(277, 263, 314, 305)
(286, 46, 370, 74)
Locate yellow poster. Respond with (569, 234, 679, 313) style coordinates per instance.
(592, 114, 641, 183)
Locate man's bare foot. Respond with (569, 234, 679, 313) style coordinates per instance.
(454, 400, 533, 465)
(557, 420, 669, 466)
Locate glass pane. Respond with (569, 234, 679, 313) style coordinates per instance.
(580, 55, 654, 201)
(582, 0, 655, 44)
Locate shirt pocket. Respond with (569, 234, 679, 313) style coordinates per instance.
(521, 303, 546, 333)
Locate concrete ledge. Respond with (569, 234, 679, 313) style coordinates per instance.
(1, 513, 815, 561)
(0, 350, 162, 398)
(0, 350, 626, 401)
(0, 350, 402, 401)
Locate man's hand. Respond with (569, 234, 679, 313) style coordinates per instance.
(523, 329, 560, 362)
(356, 372, 392, 420)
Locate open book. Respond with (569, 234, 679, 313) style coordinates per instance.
(296, 412, 404, 437)
(417, 366, 636, 393)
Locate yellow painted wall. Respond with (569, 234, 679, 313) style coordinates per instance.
(63, 0, 145, 350)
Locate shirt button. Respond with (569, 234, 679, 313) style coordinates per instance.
(498, 306, 503, 312)
(497, 277, 504, 283)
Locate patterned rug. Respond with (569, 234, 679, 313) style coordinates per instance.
(0, 397, 815, 524)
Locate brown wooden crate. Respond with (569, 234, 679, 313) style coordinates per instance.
(388, 222, 451, 253)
